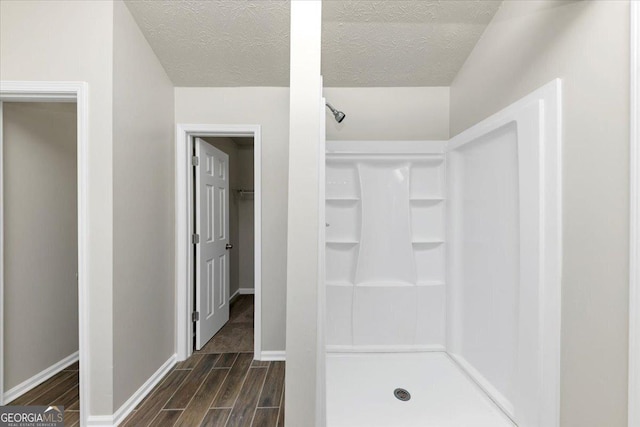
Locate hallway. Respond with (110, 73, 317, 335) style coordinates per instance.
(120, 295, 285, 427)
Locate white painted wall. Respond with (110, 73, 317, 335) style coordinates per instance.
(285, 2, 323, 425)
(112, 0, 175, 410)
(449, 2, 630, 425)
(2, 102, 78, 391)
(324, 87, 449, 140)
(0, 0, 115, 415)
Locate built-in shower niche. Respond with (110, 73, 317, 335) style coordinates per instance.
(326, 160, 361, 286)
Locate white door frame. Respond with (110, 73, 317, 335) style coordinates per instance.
(175, 124, 262, 362)
(629, 3, 639, 427)
(0, 81, 89, 425)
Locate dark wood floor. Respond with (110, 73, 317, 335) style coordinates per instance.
(2, 296, 278, 427)
(120, 295, 285, 427)
(4, 361, 80, 427)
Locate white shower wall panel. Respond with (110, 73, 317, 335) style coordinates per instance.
(325, 141, 446, 351)
(447, 123, 520, 411)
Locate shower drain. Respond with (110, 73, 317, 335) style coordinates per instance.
(394, 388, 411, 402)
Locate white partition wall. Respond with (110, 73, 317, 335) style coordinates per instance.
(325, 141, 447, 352)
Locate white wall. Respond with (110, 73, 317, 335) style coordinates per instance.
(449, 2, 630, 425)
(176, 87, 289, 352)
(0, 0, 115, 415)
(112, 0, 175, 410)
(285, 2, 323, 425)
(2, 102, 78, 391)
(324, 87, 449, 140)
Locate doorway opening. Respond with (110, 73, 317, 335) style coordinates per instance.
(175, 125, 262, 363)
(0, 81, 88, 427)
(191, 136, 256, 354)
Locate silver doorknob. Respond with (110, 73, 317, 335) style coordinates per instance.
(226, 243, 233, 250)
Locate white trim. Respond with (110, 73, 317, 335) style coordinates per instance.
(111, 354, 176, 427)
(326, 345, 445, 353)
(238, 288, 255, 295)
(85, 415, 115, 427)
(630, 3, 640, 427)
(175, 124, 262, 362)
(3, 352, 79, 404)
(0, 81, 89, 427)
(326, 140, 446, 154)
(260, 351, 286, 361)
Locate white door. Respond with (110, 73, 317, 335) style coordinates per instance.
(195, 137, 230, 350)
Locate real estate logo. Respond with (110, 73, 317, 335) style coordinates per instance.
(0, 406, 64, 427)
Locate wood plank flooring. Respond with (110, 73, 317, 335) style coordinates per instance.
(121, 295, 285, 427)
(2, 296, 280, 427)
(3, 360, 80, 427)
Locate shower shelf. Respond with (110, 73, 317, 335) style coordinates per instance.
(326, 280, 355, 287)
(326, 240, 359, 245)
(326, 197, 360, 202)
(355, 281, 415, 288)
(410, 197, 444, 202)
(416, 280, 445, 287)
(412, 240, 445, 245)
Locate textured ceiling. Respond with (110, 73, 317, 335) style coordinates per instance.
(125, 0, 291, 86)
(125, 0, 502, 87)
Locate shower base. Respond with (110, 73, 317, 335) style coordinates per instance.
(326, 352, 515, 427)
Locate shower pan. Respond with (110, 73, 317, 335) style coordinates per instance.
(323, 81, 562, 427)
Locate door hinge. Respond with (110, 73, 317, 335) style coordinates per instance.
(192, 311, 200, 322)
(192, 233, 200, 244)
(192, 155, 199, 166)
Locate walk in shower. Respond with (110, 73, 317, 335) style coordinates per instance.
(323, 81, 562, 427)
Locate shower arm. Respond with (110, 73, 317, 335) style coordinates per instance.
(325, 102, 338, 114)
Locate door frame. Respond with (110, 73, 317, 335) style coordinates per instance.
(629, 3, 639, 427)
(175, 124, 262, 361)
(0, 81, 89, 424)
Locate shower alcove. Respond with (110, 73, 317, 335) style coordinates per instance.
(323, 81, 562, 427)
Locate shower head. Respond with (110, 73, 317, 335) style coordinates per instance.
(326, 102, 346, 123)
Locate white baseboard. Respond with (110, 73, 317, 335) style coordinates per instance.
(326, 344, 445, 353)
(3, 351, 79, 404)
(230, 288, 254, 302)
(110, 354, 177, 427)
(85, 415, 115, 427)
(260, 351, 286, 361)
